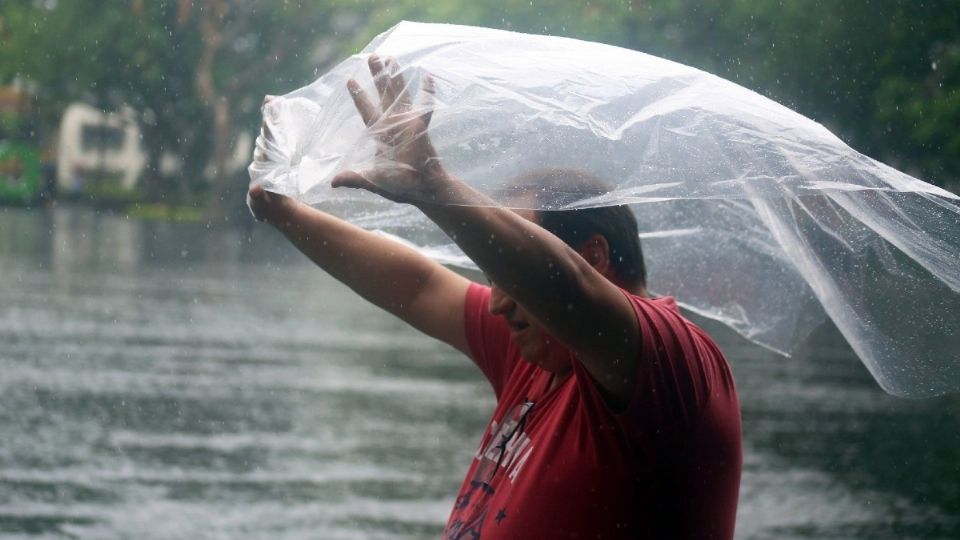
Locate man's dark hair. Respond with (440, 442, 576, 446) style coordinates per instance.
(505, 168, 647, 291)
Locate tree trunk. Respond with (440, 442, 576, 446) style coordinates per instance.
(193, 0, 229, 222)
(139, 122, 164, 203)
(207, 96, 232, 220)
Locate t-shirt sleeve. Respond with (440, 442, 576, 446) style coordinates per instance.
(570, 293, 739, 446)
(569, 293, 741, 539)
(463, 283, 515, 398)
(624, 294, 737, 436)
(624, 295, 742, 539)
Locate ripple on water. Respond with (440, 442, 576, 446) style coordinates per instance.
(1, 207, 957, 539)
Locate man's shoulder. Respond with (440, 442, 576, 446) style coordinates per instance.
(623, 293, 696, 340)
(623, 291, 734, 396)
(625, 293, 721, 350)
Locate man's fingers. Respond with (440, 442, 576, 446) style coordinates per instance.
(247, 184, 272, 222)
(332, 170, 375, 190)
(386, 57, 411, 111)
(248, 185, 299, 225)
(418, 72, 435, 126)
(369, 55, 406, 113)
(332, 170, 402, 202)
(380, 57, 403, 112)
(347, 79, 379, 127)
(332, 170, 387, 196)
(368, 54, 393, 107)
(261, 122, 274, 144)
(260, 94, 277, 144)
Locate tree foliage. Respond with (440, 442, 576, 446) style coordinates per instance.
(0, 0, 355, 210)
(1, 0, 957, 206)
(353, 0, 960, 190)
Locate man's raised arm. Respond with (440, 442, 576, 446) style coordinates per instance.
(247, 186, 471, 356)
(331, 55, 641, 404)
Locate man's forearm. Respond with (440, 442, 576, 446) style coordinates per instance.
(274, 201, 445, 320)
(413, 176, 640, 402)
(416, 178, 594, 329)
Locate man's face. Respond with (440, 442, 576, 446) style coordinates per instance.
(488, 283, 572, 374)
(486, 207, 573, 375)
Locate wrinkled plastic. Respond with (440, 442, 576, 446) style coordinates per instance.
(249, 21, 960, 398)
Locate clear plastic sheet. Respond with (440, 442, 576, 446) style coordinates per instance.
(249, 21, 960, 398)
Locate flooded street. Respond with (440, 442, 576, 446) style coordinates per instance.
(0, 206, 957, 539)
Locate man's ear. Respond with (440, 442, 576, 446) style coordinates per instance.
(579, 234, 612, 276)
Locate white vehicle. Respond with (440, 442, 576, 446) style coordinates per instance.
(56, 103, 251, 194)
(56, 103, 144, 193)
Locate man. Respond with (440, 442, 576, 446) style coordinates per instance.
(249, 55, 741, 539)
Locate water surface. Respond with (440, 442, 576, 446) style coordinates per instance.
(0, 206, 957, 539)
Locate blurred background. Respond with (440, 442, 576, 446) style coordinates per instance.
(0, 1, 958, 539)
(1, 0, 958, 215)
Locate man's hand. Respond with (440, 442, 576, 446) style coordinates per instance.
(332, 54, 450, 202)
(248, 94, 299, 226)
(329, 59, 639, 405)
(248, 184, 297, 226)
(245, 86, 471, 357)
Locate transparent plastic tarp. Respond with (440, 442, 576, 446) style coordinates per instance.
(249, 21, 960, 398)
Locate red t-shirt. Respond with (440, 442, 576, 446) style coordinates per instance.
(443, 284, 742, 539)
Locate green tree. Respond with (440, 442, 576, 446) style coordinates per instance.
(0, 0, 359, 214)
(4, 0, 955, 207)
(351, 0, 959, 191)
